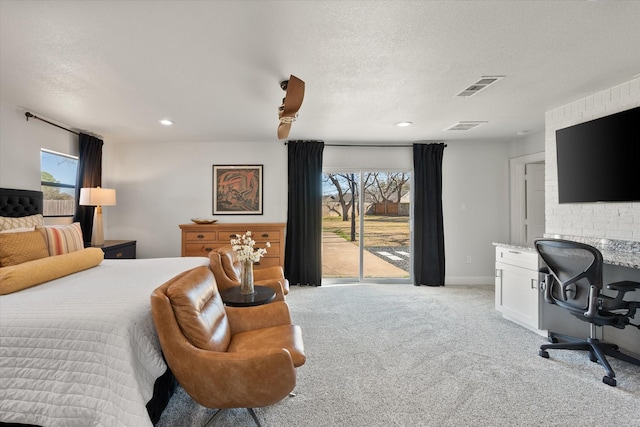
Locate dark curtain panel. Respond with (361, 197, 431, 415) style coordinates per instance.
(413, 143, 446, 286)
(73, 133, 103, 244)
(284, 140, 325, 286)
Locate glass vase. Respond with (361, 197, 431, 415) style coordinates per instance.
(240, 259, 255, 295)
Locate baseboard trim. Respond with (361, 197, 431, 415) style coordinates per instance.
(445, 276, 494, 285)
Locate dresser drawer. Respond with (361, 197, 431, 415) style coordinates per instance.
(224, 230, 281, 242)
(184, 231, 217, 242)
(252, 230, 281, 241)
(254, 256, 280, 269)
(179, 223, 286, 270)
(253, 242, 279, 253)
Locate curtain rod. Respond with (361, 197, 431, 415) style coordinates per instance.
(25, 112, 80, 136)
(284, 142, 447, 147)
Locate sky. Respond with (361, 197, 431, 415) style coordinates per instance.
(41, 150, 78, 184)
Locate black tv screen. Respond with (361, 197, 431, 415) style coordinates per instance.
(555, 106, 640, 203)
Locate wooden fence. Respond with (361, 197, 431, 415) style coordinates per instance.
(43, 200, 75, 216)
(369, 202, 410, 216)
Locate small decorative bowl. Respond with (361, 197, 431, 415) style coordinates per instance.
(190, 218, 218, 224)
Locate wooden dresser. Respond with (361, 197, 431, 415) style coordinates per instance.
(179, 222, 285, 269)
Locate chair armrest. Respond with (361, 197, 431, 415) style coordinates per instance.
(226, 301, 292, 334)
(607, 281, 640, 292)
(254, 265, 285, 281)
(254, 278, 286, 301)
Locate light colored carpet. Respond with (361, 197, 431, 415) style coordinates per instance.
(157, 284, 640, 426)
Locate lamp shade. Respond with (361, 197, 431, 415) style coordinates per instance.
(79, 187, 116, 206)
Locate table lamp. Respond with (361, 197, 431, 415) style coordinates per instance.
(79, 186, 116, 247)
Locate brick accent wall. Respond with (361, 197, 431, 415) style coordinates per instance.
(544, 77, 640, 242)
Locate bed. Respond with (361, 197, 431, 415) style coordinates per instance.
(0, 188, 209, 426)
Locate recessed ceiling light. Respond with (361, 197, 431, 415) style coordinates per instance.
(159, 119, 174, 126)
(395, 121, 413, 127)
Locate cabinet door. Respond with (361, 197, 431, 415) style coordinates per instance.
(496, 261, 539, 329)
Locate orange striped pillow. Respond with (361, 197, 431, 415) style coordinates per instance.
(37, 223, 85, 256)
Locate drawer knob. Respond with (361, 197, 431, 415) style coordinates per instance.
(116, 252, 123, 258)
(204, 247, 213, 252)
(197, 234, 205, 239)
(262, 233, 269, 238)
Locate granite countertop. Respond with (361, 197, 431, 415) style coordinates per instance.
(492, 242, 536, 252)
(493, 238, 640, 269)
(599, 250, 639, 269)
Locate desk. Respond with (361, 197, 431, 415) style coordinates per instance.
(493, 238, 640, 355)
(220, 285, 276, 307)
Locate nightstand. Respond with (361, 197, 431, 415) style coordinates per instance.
(100, 240, 137, 259)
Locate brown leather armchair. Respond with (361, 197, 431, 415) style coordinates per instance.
(209, 246, 290, 301)
(150, 266, 305, 426)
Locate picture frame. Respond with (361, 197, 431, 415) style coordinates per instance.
(212, 164, 263, 215)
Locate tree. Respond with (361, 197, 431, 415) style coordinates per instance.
(324, 173, 359, 222)
(41, 171, 74, 200)
(365, 172, 410, 203)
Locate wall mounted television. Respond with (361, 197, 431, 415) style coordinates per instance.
(555, 106, 639, 204)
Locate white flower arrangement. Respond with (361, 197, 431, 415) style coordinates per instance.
(230, 230, 271, 263)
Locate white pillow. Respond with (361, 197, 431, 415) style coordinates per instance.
(0, 214, 45, 231)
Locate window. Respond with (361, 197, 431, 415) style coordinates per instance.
(41, 149, 78, 217)
(322, 169, 411, 282)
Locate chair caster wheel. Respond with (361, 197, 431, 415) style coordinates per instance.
(603, 376, 617, 386)
(588, 352, 598, 363)
(548, 336, 558, 343)
(539, 350, 549, 358)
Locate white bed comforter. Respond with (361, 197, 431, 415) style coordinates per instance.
(0, 256, 211, 427)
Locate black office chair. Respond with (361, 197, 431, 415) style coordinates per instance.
(534, 239, 640, 386)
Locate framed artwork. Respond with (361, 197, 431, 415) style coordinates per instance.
(213, 165, 263, 215)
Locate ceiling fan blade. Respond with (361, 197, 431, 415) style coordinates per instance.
(278, 122, 291, 139)
(277, 74, 304, 139)
(280, 75, 305, 117)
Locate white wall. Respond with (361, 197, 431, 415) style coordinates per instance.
(440, 140, 511, 284)
(104, 140, 510, 283)
(0, 102, 78, 190)
(102, 140, 288, 258)
(1, 100, 511, 284)
(544, 77, 640, 241)
(323, 141, 511, 284)
(508, 130, 545, 159)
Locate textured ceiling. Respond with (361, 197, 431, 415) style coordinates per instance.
(1, 1, 639, 145)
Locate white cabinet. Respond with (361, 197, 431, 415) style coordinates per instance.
(495, 246, 545, 334)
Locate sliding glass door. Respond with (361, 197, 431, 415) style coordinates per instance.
(322, 169, 411, 282)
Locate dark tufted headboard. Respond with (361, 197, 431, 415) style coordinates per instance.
(0, 188, 44, 217)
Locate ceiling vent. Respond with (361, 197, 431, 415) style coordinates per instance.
(456, 76, 504, 97)
(445, 121, 488, 131)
